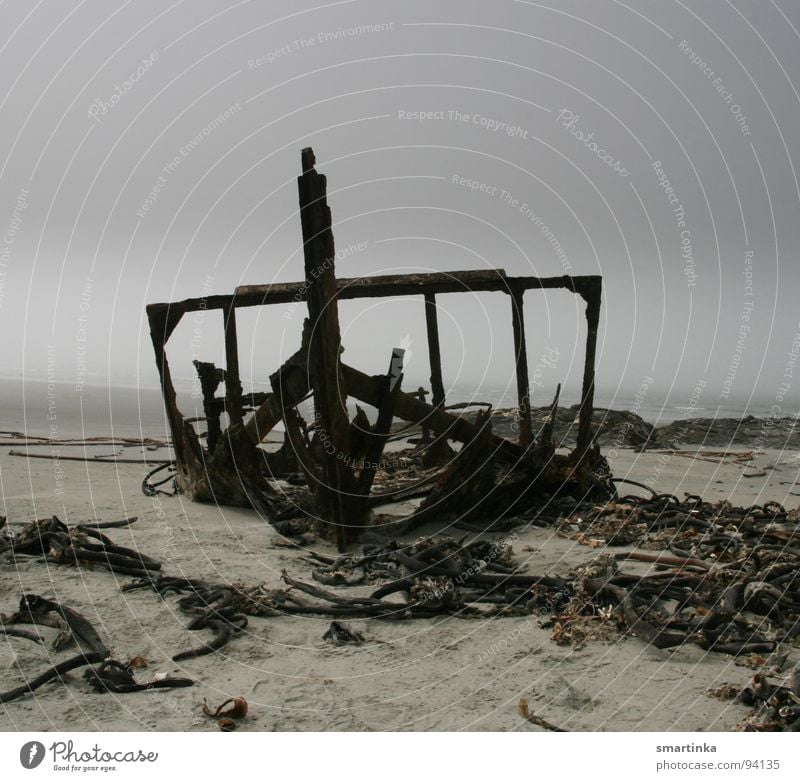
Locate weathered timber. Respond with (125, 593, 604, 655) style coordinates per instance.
(192, 360, 225, 453)
(298, 147, 363, 549)
(8, 450, 170, 465)
(223, 305, 244, 427)
(510, 287, 532, 447)
(146, 272, 602, 316)
(147, 306, 204, 488)
(148, 306, 284, 512)
(423, 293, 453, 464)
(357, 348, 404, 496)
(280, 407, 318, 488)
(424, 294, 445, 408)
(574, 276, 602, 466)
(340, 363, 525, 463)
(144, 148, 603, 543)
(540, 383, 561, 447)
(411, 410, 566, 527)
(414, 387, 432, 443)
(235, 269, 510, 306)
(243, 339, 524, 468)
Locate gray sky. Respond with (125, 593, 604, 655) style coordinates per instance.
(1, 0, 799, 414)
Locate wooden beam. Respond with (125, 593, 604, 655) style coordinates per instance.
(148, 273, 605, 317)
(223, 304, 244, 427)
(575, 277, 602, 461)
(357, 348, 404, 495)
(236, 269, 509, 304)
(511, 287, 532, 446)
(146, 306, 204, 492)
(192, 360, 224, 453)
(298, 147, 362, 549)
(340, 363, 524, 463)
(424, 293, 446, 408)
(423, 292, 453, 463)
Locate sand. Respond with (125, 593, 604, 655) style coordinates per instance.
(1, 443, 798, 732)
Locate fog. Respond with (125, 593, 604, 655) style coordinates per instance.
(1, 0, 798, 417)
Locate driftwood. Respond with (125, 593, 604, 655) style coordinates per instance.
(9, 450, 170, 465)
(518, 698, 569, 732)
(0, 432, 169, 448)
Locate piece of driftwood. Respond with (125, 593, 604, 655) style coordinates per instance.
(9, 450, 171, 465)
(518, 698, 569, 732)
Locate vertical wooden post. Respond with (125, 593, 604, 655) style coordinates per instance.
(575, 278, 602, 463)
(147, 307, 186, 463)
(146, 304, 203, 494)
(416, 387, 431, 443)
(510, 287, 532, 446)
(424, 292, 452, 462)
(424, 293, 446, 408)
(298, 147, 360, 550)
(192, 360, 224, 453)
(224, 303, 244, 428)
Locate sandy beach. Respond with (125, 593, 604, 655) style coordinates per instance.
(2, 436, 797, 732)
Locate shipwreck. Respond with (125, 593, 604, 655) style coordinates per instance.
(146, 148, 606, 550)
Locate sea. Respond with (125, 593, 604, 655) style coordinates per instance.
(0, 374, 788, 440)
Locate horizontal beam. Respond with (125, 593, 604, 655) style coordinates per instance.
(146, 271, 601, 319)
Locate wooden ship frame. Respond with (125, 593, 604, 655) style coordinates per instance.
(146, 148, 603, 550)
